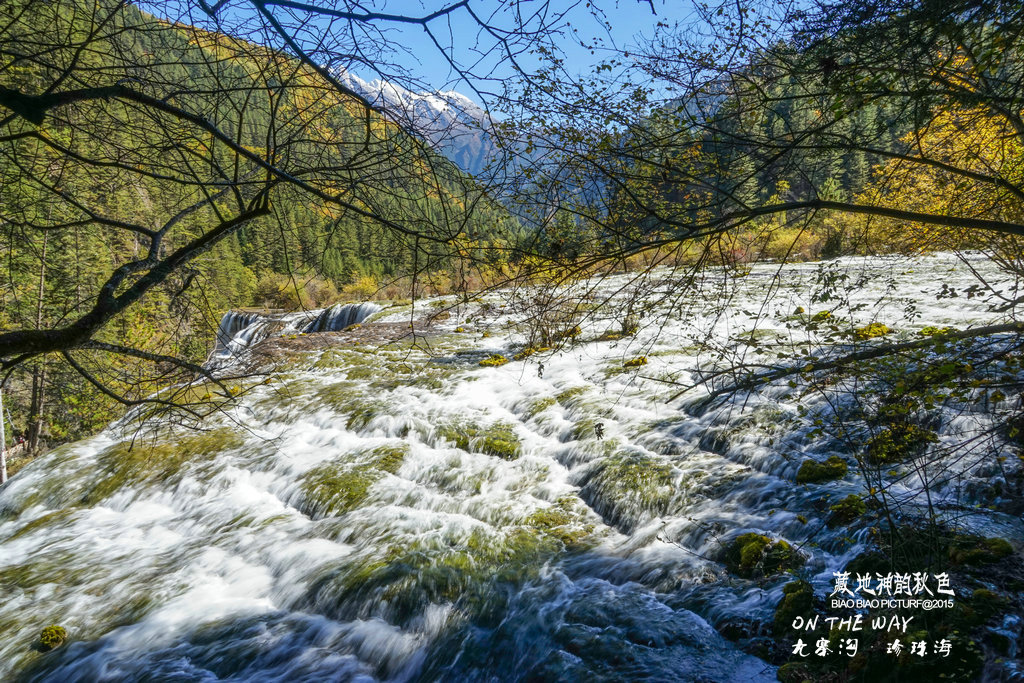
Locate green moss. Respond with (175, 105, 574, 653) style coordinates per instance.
(513, 346, 550, 361)
(865, 423, 938, 464)
(776, 661, 815, 683)
(8, 509, 76, 541)
(578, 453, 675, 530)
(555, 386, 588, 406)
(344, 365, 376, 380)
(795, 455, 848, 484)
(811, 310, 832, 322)
(300, 463, 379, 518)
(435, 419, 522, 460)
(773, 580, 814, 635)
(570, 418, 598, 441)
(949, 535, 1014, 566)
(623, 356, 647, 368)
(39, 624, 67, 651)
(314, 524, 566, 626)
(256, 377, 316, 403)
(524, 396, 556, 419)
(299, 444, 409, 518)
(367, 444, 408, 474)
(311, 348, 359, 370)
(827, 494, 867, 527)
(478, 354, 509, 367)
(435, 421, 472, 451)
(83, 428, 243, 505)
(723, 533, 805, 578)
(478, 421, 522, 460)
(919, 325, 958, 337)
(314, 385, 386, 431)
(523, 496, 595, 548)
(853, 322, 891, 339)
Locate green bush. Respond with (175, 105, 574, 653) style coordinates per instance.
(795, 455, 848, 483)
(865, 423, 937, 464)
(723, 533, 804, 578)
(853, 322, 891, 339)
(827, 494, 867, 527)
(39, 624, 66, 651)
(773, 580, 814, 635)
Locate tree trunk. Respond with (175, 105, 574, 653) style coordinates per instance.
(27, 363, 45, 454)
(1, 384, 7, 484)
(28, 233, 48, 454)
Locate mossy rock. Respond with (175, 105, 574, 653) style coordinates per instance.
(310, 526, 563, 626)
(919, 325, 957, 337)
(513, 346, 550, 361)
(578, 453, 675, 531)
(773, 580, 814, 636)
(478, 421, 523, 460)
(569, 417, 600, 442)
(83, 428, 243, 504)
(298, 445, 407, 518)
(948, 535, 1013, 566)
(794, 455, 848, 484)
(435, 419, 522, 460)
(623, 356, 647, 368)
(39, 624, 67, 651)
(300, 463, 379, 518)
(723, 533, 805, 578)
(479, 354, 509, 367)
(314, 386, 387, 431)
(853, 322, 891, 340)
(827, 494, 867, 527)
(366, 443, 409, 474)
(523, 496, 595, 548)
(344, 364, 377, 380)
(865, 423, 937, 465)
(524, 396, 556, 419)
(776, 661, 816, 683)
(555, 386, 588, 407)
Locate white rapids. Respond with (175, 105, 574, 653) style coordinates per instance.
(0, 252, 1021, 681)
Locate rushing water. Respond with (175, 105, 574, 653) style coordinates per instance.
(1, 253, 1021, 682)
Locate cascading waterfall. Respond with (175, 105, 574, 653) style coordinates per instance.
(1, 254, 1021, 682)
(208, 303, 381, 367)
(304, 302, 382, 333)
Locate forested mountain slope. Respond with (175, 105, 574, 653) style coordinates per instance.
(0, 0, 518, 450)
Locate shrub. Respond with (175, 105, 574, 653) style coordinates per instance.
(853, 322, 891, 340)
(723, 532, 804, 578)
(795, 455, 848, 484)
(773, 580, 814, 635)
(865, 423, 938, 464)
(254, 272, 340, 309)
(827, 494, 867, 527)
(39, 625, 66, 651)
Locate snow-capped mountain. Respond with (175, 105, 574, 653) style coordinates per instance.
(337, 71, 495, 176)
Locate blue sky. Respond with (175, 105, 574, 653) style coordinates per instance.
(366, 0, 674, 90)
(145, 1, 682, 102)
